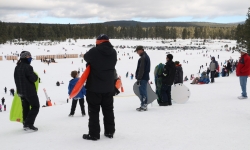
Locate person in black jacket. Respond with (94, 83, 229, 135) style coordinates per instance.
(226, 60, 231, 76)
(174, 61, 183, 84)
(160, 54, 176, 106)
(14, 51, 39, 131)
(134, 46, 151, 111)
(82, 34, 117, 141)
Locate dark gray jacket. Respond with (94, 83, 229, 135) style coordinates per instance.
(14, 59, 38, 97)
(174, 65, 183, 84)
(135, 52, 151, 80)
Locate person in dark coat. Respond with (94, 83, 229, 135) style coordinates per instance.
(209, 57, 219, 83)
(68, 71, 86, 117)
(160, 54, 176, 106)
(134, 46, 151, 111)
(174, 61, 183, 84)
(14, 51, 39, 131)
(82, 34, 117, 141)
(1, 97, 5, 105)
(4, 87, 7, 94)
(226, 60, 231, 76)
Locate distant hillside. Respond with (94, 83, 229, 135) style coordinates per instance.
(102, 20, 239, 27)
(4, 20, 240, 27)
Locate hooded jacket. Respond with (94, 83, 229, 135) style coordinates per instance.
(135, 51, 151, 80)
(162, 60, 176, 85)
(14, 59, 38, 97)
(209, 57, 219, 71)
(68, 78, 86, 99)
(84, 42, 117, 93)
(236, 53, 250, 76)
(174, 64, 183, 84)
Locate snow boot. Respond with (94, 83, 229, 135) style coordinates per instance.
(238, 96, 248, 100)
(104, 133, 114, 139)
(68, 113, 74, 117)
(82, 134, 99, 141)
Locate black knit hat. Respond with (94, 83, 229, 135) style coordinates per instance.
(20, 51, 31, 58)
(167, 54, 173, 60)
(96, 34, 109, 45)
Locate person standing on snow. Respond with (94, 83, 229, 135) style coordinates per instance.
(226, 60, 231, 76)
(68, 71, 86, 117)
(134, 46, 151, 111)
(160, 54, 176, 106)
(4, 87, 7, 94)
(82, 34, 117, 141)
(209, 57, 218, 83)
(236, 48, 250, 99)
(14, 51, 39, 131)
(1, 97, 5, 105)
(174, 61, 183, 84)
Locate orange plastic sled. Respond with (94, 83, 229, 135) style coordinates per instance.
(69, 65, 90, 99)
(115, 79, 121, 89)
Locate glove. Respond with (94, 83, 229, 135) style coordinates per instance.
(136, 80, 141, 86)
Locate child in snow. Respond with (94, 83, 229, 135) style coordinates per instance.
(4, 105, 6, 111)
(184, 76, 188, 81)
(68, 71, 86, 117)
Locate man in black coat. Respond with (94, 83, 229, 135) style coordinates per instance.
(83, 34, 117, 141)
(14, 51, 39, 131)
(174, 61, 183, 84)
(161, 54, 176, 106)
(134, 46, 151, 111)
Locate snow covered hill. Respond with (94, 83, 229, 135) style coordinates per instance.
(0, 39, 249, 150)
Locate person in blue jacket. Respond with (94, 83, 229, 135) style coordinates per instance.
(68, 70, 86, 117)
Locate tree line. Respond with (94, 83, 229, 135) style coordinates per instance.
(0, 21, 237, 44)
(235, 7, 250, 54)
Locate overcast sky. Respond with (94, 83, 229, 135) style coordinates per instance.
(0, 0, 248, 24)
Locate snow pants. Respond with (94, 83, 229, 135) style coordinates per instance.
(161, 84, 172, 105)
(70, 98, 85, 115)
(21, 95, 40, 126)
(211, 71, 215, 82)
(86, 90, 115, 139)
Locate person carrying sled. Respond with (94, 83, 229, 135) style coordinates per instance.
(14, 51, 39, 131)
(236, 48, 250, 99)
(68, 71, 86, 117)
(134, 46, 151, 111)
(209, 56, 218, 83)
(160, 54, 176, 106)
(174, 61, 183, 84)
(82, 34, 117, 140)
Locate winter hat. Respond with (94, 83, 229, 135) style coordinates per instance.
(167, 54, 173, 60)
(240, 48, 248, 53)
(20, 51, 31, 58)
(71, 71, 78, 78)
(134, 46, 144, 52)
(174, 61, 180, 65)
(96, 34, 109, 45)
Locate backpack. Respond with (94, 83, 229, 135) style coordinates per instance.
(154, 63, 165, 103)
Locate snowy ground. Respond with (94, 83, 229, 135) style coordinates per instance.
(0, 39, 250, 150)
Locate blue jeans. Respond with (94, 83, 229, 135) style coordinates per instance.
(139, 80, 148, 107)
(240, 76, 248, 97)
(161, 84, 172, 104)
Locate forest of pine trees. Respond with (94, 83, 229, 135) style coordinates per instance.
(0, 20, 239, 44)
(235, 7, 250, 54)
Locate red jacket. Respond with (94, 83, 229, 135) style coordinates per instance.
(236, 54, 250, 76)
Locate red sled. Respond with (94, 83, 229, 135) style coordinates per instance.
(70, 65, 90, 99)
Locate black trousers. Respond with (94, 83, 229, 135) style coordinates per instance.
(70, 98, 85, 115)
(20, 95, 40, 126)
(161, 84, 172, 105)
(86, 90, 115, 138)
(210, 71, 215, 82)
